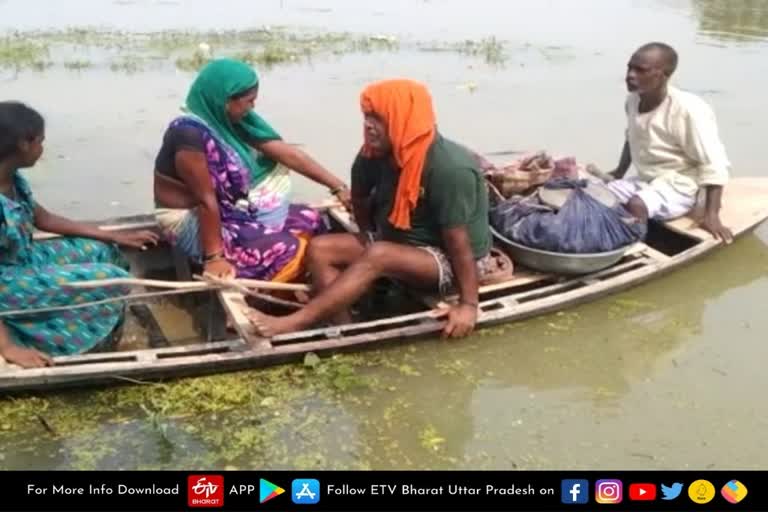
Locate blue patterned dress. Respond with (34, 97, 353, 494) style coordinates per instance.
(0, 171, 131, 356)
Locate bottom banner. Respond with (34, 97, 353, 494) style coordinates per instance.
(8, 470, 765, 511)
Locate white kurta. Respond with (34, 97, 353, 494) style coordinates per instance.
(625, 86, 731, 198)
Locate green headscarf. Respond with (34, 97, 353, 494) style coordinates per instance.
(184, 58, 281, 184)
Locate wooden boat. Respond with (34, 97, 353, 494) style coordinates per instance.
(1, 177, 767, 393)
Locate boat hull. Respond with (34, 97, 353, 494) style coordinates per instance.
(2, 177, 767, 392)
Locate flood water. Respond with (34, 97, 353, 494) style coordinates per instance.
(1, 0, 767, 470)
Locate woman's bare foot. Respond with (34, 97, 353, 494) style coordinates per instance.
(246, 309, 303, 338)
(0, 345, 53, 368)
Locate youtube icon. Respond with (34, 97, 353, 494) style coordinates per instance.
(629, 483, 657, 501)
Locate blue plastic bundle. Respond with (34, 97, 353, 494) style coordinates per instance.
(490, 179, 646, 253)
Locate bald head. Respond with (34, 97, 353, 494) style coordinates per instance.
(626, 42, 678, 96)
(635, 42, 678, 77)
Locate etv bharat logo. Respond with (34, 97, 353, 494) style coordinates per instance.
(187, 475, 224, 508)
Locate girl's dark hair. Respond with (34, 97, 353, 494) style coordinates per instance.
(0, 101, 45, 160)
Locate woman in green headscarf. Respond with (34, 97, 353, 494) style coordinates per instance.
(153, 58, 350, 283)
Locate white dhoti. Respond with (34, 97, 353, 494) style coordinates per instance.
(606, 177, 697, 220)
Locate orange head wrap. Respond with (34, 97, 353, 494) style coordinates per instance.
(360, 78, 436, 230)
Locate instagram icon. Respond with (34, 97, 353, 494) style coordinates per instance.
(595, 480, 623, 504)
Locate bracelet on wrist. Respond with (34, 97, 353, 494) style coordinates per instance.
(203, 250, 225, 262)
(330, 184, 348, 196)
(459, 299, 479, 308)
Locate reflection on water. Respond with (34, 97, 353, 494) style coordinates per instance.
(692, 0, 768, 42)
(348, 235, 768, 469)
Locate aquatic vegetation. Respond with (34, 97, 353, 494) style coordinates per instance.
(457, 37, 507, 65)
(109, 55, 145, 74)
(174, 30, 397, 71)
(63, 59, 92, 70)
(0, 38, 50, 69)
(397, 364, 422, 377)
(419, 36, 510, 65)
(418, 425, 446, 451)
(349, 34, 400, 53)
(0, 345, 502, 470)
(175, 51, 210, 72)
(435, 359, 469, 377)
(0, 352, 380, 470)
(235, 45, 302, 68)
(0, 26, 515, 73)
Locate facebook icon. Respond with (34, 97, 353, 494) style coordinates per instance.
(561, 479, 589, 504)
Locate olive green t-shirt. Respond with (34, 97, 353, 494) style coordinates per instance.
(351, 134, 491, 259)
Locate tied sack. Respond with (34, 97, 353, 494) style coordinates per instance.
(490, 179, 647, 253)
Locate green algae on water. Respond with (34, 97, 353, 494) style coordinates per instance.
(0, 353, 382, 470)
(418, 425, 446, 452)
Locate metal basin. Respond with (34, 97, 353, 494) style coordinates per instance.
(490, 227, 630, 275)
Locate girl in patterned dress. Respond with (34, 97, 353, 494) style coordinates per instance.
(0, 102, 158, 368)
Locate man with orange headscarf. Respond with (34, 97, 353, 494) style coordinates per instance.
(248, 79, 492, 339)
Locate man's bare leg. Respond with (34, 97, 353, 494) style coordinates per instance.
(305, 233, 367, 324)
(248, 241, 440, 337)
(626, 195, 650, 222)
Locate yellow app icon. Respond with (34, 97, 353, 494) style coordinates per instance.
(688, 480, 715, 504)
(721, 480, 748, 504)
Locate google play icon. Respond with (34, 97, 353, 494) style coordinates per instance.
(260, 479, 286, 503)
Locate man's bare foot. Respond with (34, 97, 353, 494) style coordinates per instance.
(246, 309, 303, 338)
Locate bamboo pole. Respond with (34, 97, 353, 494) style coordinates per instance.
(196, 274, 304, 309)
(64, 278, 211, 290)
(64, 277, 311, 293)
(0, 284, 303, 319)
(33, 220, 158, 241)
(0, 288, 201, 318)
(234, 279, 311, 292)
(33, 198, 344, 242)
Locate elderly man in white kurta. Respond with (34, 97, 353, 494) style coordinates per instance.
(605, 42, 733, 243)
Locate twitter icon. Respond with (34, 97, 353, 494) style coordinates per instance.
(661, 483, 683, 500)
